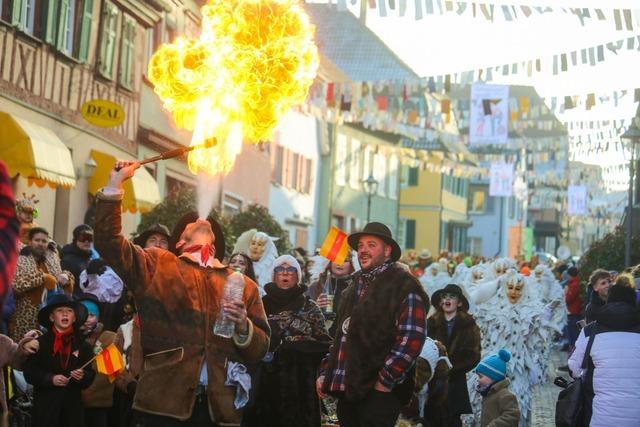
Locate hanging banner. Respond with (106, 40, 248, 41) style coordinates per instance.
(470, 83, 510, 145)
(568, 185, 587, 216)
(489, 163, 514, 197)
(522, 227, 534, 262)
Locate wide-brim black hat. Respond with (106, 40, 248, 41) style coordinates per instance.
(431, 284, 470, 312)
(170, 211, 225, 261)
(37, 293, 88, 329)
(347, 222, 401, 262)
(133, 223, 171, 247)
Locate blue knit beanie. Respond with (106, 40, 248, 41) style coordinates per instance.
(475, 349, 511, 382)
(80, 300, 100, 318)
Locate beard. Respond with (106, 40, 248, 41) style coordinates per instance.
(31, 247, 46, 261)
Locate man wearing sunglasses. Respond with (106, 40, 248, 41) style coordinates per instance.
(317, 222, 429, 427)
(61, 224, 95, 298)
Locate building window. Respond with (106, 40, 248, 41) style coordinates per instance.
(335, 134, 347, 186)
(295, 227, 308, 249)
(56, 0, 77, 55)
(222, 192, 243, 217)
(362, 144, 372, 182)
(1, 0, 11, 22)
(508, 196, 515, 219)
(273, 145, 284, 185)
(468, 237, 482, 256)
(373, 152, 386, 197)
(97, 1, 119, 79)
(11, 0, 34, 34)
(408, 167, 419, 186)
(349, 138, 361, 190)
(331, 214, 345, 231)
(75, 0, 94, 62)
(142, 26, 154, 77)
(389, 154, 399, 200)
(469, 190, 486, 213)
(304, 158, 312, 194)
(405, 219, 416, 249)
(119, 15, 135, 89)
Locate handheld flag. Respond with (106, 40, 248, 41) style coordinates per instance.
(95, 343, 124, 382)
(319, 226, 349, 265)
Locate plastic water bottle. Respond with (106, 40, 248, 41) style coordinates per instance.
(213, 270, 246, 338)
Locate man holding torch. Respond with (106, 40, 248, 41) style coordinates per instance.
(93, 161, 269, 426)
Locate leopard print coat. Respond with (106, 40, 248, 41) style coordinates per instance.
(9, 246, 74, 340)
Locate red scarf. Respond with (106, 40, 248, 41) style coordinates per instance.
(182, 244, 214, 265)
(52, 327, 74, 370)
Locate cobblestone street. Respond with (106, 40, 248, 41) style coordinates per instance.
(532, 349, 566, 427)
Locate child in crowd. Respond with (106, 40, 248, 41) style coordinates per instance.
(22, 293, 96, 427)
(475, 349, 520, 427)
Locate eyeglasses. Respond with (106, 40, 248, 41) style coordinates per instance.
(274, 266, 297, 274)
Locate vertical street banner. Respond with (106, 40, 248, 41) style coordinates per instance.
(470, 83, 510, 145)
(568, 185, 587, 216)
(489, 163, 514, 197)
(522, 227, 534, 261)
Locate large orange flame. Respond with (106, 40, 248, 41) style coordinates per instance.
(148, 0, 318, 175)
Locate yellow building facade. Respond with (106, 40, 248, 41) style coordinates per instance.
(399, 155, 470, 258)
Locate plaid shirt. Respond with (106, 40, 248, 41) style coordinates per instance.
(320, 282, 427, 391)
(0, 161, 19, 305)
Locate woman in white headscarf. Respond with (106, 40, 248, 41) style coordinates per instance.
(233, 229, 279, 293)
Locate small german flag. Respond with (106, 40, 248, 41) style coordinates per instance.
(319, 226, 350, 265)
(95, 344, 124, 383)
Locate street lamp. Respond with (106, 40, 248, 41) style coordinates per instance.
(362, 174, 379, 223)
(620, 110, 640, 267)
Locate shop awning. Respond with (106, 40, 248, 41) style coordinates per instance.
(88, 150, 161, 213)
(0, 112, 76, 188)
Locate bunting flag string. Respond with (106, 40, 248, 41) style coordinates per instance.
(314, 0, 640, 32)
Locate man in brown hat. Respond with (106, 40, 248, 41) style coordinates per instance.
(317, 222, 429, 427)
(93, 161, 269, 426)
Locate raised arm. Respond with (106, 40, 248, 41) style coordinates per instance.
(93, 161, 158, 293)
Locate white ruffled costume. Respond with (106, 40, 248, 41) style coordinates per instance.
(467, 270, 555, 427)
(529, 265, 567, 335)
(419, 262, 451, 297)
(232, 229, 278, 294)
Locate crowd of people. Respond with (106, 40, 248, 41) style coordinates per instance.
(0, 159, 639, 427)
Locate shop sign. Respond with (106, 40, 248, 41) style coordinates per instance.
(81, 99, 125, 128)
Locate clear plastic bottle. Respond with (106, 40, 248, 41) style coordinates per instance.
(213, 270, 246, 338)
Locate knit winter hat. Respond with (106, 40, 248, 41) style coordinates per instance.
(475, 349, 511, 382)
(271, 254, 302, 284)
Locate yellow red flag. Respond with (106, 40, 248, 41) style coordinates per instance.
(319, 226, 349, 265)
(95, 343, 124, 383)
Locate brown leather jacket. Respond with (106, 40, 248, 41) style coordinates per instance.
(94, 197, 269, 424)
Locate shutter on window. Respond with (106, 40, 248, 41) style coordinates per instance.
(44, 0, 58, 44)
(56, 0, 70, 51)
(77, 0, 94, 62)
(11, 0, 24, 28)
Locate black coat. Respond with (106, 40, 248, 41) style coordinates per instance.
(60, 244, 92, 297)
(244, 285, 330, 427)
(427, 311, 481, 423)
(22, 330, 96, 427)
(585, 292, 606, 324)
